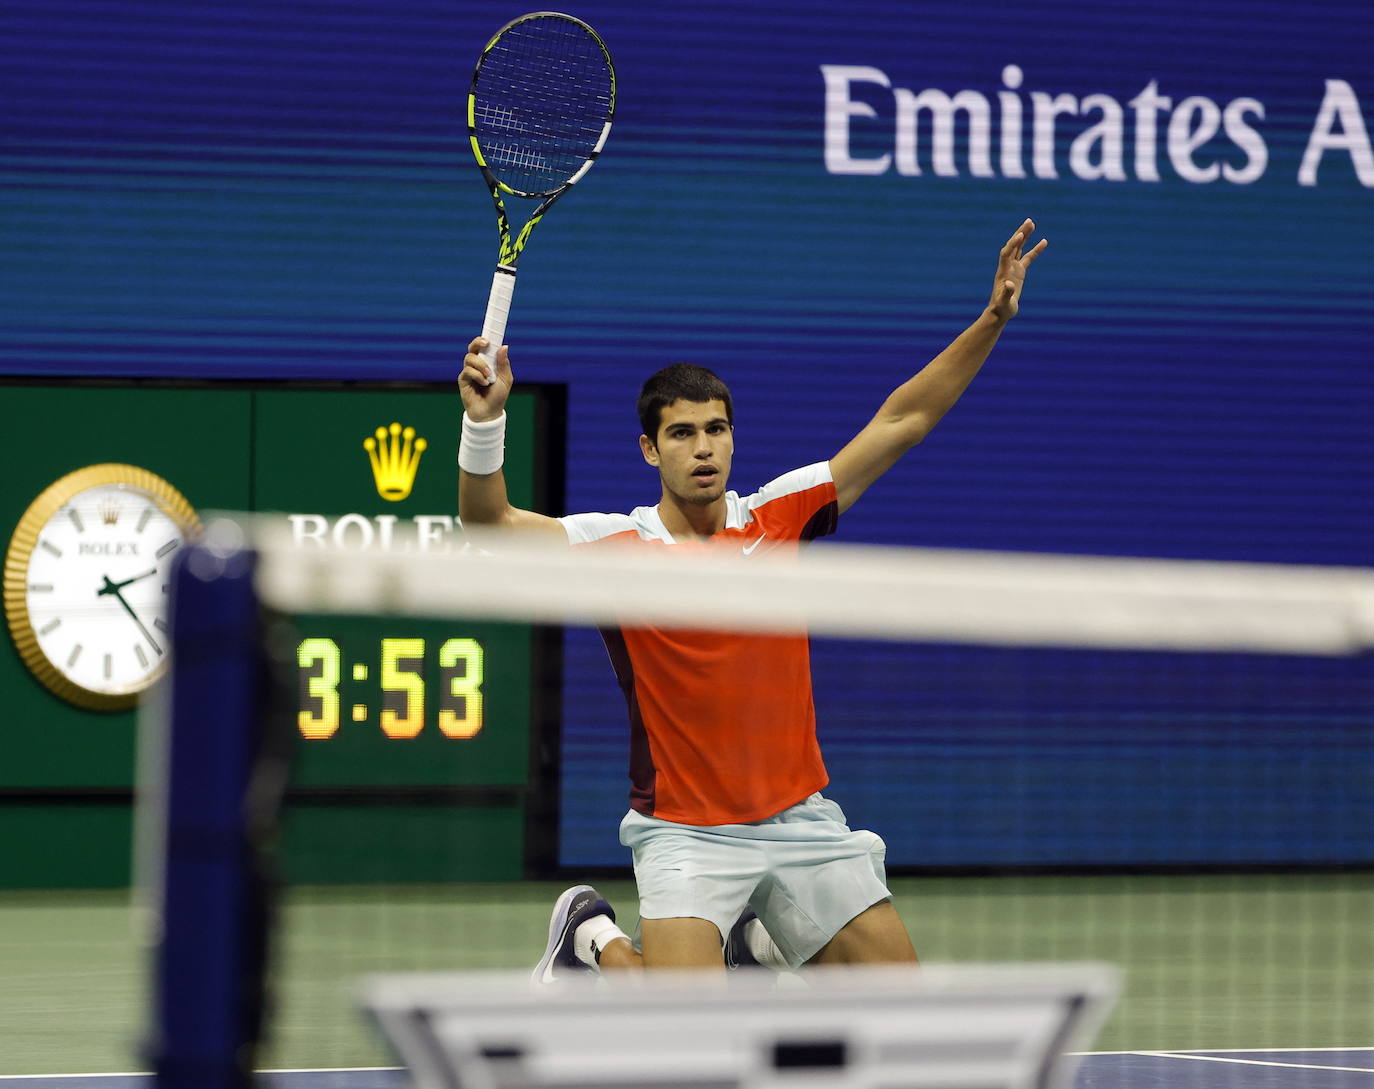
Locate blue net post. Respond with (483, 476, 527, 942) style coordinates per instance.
(152, 540, 271, 1089)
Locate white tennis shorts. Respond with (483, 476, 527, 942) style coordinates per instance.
(619, 792, 892, 968)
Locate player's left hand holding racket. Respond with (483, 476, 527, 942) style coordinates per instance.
(468, 11, 616, 385)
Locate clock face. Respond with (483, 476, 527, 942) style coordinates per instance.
(5, 465, 201, 710)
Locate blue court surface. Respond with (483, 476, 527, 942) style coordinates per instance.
(4, 1050, 1373, 1089)
(1078, 1049, 1374, 1088)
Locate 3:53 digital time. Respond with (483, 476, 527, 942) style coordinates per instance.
(296, 636, 484, 741)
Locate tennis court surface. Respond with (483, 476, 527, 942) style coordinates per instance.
(4, 874, 1371, 1088)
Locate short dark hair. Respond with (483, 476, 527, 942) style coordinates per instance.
(637, 363, 734, 442)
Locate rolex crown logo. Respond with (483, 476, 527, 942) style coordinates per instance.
(99, 499, 121, 525)
(364, 422, 428, 502)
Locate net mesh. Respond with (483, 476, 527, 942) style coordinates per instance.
(151, 521, 1374, 1076)
(472, 15, 613, 195)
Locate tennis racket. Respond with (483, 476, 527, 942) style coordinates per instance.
(468, 11, 616, 382)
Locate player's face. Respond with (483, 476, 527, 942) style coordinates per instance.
(641, 399, 734, 506)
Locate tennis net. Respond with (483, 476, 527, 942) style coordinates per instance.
(139, 519, 1374, 1085)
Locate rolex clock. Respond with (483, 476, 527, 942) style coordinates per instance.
(4, 464, 201, 711)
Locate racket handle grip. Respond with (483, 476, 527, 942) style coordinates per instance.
(479, 266, 517, 385)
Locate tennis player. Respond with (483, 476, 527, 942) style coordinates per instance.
(458, 220, 1047, 978)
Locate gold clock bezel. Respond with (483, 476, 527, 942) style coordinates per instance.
(3, 463, 202, 712)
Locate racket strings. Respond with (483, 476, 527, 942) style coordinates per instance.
(473, 18, 613, 195)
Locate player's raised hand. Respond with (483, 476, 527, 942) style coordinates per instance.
(990, 218, 1047, 322)
(459, 337, 513, 422)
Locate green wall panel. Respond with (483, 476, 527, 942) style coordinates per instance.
(0, 806, 134, 888)
(1, 386, 252, 789)
(1, 381, 553, 888)
(281, 804, 525, 883)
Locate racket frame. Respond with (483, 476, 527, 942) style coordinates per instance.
(467, 11, 615, 378)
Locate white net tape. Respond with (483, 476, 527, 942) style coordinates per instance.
(204, 516, 1374, 656)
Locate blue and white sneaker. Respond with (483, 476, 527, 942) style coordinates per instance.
(531, 884, 616, 984)
(724, 905, 763, 970)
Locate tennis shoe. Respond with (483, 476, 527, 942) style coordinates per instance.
(724, 905, 763, 970)
(532, 884, 615, 984)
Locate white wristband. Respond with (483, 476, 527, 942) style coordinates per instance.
(459, 412, 506, 475)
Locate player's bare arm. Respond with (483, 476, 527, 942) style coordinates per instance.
(830, 219, 1047, 514)
(458, 336, 565, 536)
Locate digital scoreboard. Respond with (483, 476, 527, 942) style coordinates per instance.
(0, 379, 564, 887)
(297, 636, 486, 744)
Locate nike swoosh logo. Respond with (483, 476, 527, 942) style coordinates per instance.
(742, 536, 766, 556)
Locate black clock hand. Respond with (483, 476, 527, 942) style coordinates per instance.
(106, 568, 159, 594)
(98, 575, 162, 654)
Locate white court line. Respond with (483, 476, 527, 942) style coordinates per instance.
(260, 1068, 400, 1074)
(1131, 1051, 1374, 1074)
